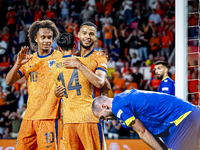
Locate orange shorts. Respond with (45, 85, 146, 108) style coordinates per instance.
(15, 119, 62, 150)
(63, 123, 106, 150)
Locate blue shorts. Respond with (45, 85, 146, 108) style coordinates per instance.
(163, 108, 200, 150)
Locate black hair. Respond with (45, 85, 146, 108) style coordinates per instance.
(80, 22, 97, 31)
(155, 61, 168, 67)
(28, 20, 60, 49)
(56, 33, 74, 51)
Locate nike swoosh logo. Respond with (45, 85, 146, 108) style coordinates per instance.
(46, 145, 53, 148)
(29, 65, 35, 68)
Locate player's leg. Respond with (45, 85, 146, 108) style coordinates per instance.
(36, 119, 62, 150)
(15, 120, 37, 150)
(165, 108, 200, 150)
(63, 123, 84, 150)
(77, 122, 107, 150)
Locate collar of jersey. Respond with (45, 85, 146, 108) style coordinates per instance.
(37, 49, 53, 58)
(83, 49, 94, 57)
(162, 76, 169, 81)
(62, 55, 74, 58)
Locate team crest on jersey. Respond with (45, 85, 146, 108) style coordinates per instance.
(48, 60, 56, 68)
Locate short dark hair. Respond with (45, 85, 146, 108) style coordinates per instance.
(28, 20, 60, 49)
(80, 22, 97, 31)
(155, 61, 168, 67)
(56, 33, 74, 51)
(92, 96, 107, 114)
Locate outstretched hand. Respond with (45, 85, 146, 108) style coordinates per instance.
(16, 46, 33, 66)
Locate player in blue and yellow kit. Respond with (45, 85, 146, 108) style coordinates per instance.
(92, 89, 200, 150)
(155, 61, 175, 95)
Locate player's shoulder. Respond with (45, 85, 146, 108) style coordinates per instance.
(112, 94, 132, 115)
(168, 77, 175, 83)
(112, 96, 125, 112)
(52, 49, 62, 57)
(93, 52, 107, 67)
(77, 56, 92, 63)
(90, 49, 106, 59)
(86, 49, 98, 58)
(162, 77, 175, 84)
(92, 49, 99, 54)
(29, 51, 38, 59)
(116, 89, 138, 103)
(52, 57, 65, 69)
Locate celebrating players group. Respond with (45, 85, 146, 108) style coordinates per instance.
(5, 20, 200, 150)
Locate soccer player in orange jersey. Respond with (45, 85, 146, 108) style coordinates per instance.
(55, 24, 110, 149)
(6, 20, 63, 150)
(63, 22, 110, 98)
(53, 32, 109, 150)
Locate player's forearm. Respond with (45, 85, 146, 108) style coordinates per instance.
(78, 63, 105, 88)
(6, 63, 21, 85)
(139, 130, 164, 150)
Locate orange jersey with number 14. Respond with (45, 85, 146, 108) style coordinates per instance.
(51, 55, 99, 124)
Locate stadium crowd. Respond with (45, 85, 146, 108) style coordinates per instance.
(0, 0, 199, 140)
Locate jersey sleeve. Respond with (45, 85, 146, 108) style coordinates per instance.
(18, 64, 27, 78)
(114, 104, 137, 128)
(94, 55, 107, 73)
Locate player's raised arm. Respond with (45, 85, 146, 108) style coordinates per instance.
(6, 46, 32, 85)
(131, 119, 167, 150)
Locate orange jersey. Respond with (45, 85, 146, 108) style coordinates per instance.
(104, 25, 114, 39)
(85, 50, 107, 98)
(18, 49, 62, 120)
(52, 55, 99, 123)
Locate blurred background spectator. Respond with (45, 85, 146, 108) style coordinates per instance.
(106, 120, 121, 139)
